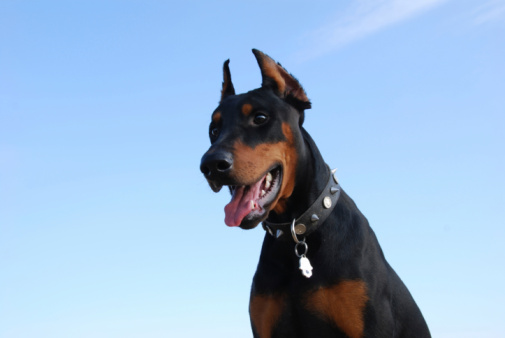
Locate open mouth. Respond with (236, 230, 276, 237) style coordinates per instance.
(224, 166, 282, 228)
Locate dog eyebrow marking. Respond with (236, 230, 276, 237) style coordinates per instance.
(241, 103, 253, 116)
(304, 280, 368, 338)
(250, 293, 285, 338)
(212, 112, 222, 123)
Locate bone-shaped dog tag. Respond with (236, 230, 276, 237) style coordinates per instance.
(299, 255, 313, 278)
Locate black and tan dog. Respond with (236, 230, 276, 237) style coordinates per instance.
(200, 49, 430, 338)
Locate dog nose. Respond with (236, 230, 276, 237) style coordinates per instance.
(200, 150, 233, 179)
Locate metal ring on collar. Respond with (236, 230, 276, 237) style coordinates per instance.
(291, 219, 300, 243)
(295, 241, 308, 257)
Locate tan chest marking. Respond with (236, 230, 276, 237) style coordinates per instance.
(250, 294, 285, 338)
(304, 280, 368, 338)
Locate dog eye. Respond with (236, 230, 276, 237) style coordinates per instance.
(210, 126, 220, 139)
(253, 113, 268, 125)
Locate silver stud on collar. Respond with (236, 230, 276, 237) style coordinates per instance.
(332, 168, 339, 184)
(330, 187, 339, 194)
(276, 229, 284, 238)
(295, 224, 306, 235)
(311, 214, 319, 222)
(323, 196, 332, 209)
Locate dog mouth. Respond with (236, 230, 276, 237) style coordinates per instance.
(223, 166, 282, 228)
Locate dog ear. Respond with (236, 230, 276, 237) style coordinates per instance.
(252, 49, 311, 111)
(220, 59, 235, 102)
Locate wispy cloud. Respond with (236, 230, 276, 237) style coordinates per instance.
(472, 0, 505, 25)
(297, 0, 449, 61)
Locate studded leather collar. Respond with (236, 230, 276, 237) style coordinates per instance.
(262, 166, 341, 240)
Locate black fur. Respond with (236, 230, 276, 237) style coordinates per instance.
(201, 50, 430, 337)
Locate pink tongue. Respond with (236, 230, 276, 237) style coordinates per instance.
(224, 179, 263, 227)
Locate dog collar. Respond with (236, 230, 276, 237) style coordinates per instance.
(262, 166, 341, 240)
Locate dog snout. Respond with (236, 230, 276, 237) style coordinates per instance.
(200, 150, 233, 180)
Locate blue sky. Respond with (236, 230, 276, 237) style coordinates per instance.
(1, 0, 504, 337)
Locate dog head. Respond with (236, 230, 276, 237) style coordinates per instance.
(200, 49, 311, 229)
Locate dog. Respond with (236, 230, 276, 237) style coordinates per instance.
(200, 49, 431, 338)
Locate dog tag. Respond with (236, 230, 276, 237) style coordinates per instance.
(299, 255, 313, 278)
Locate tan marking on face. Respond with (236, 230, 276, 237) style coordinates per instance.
(304, 280, 368, 338)
(241, 103, 253, 116)
(230, 122, 297, 215)
(272, 122, 296, 214)
(212, 112, 221, 123)
(250, 294, 284, 338)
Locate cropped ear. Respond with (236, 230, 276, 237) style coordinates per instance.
(252, 49, 311, 110)
(220, 59, 235, 102)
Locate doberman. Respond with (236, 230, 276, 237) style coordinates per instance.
(200, 49, 431, 338)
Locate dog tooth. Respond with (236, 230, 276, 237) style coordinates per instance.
(266, 172, 273, 182)
(261, 189, 266, 197)
(250, 200, 255, 209)
(265, 180, 271, 189)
